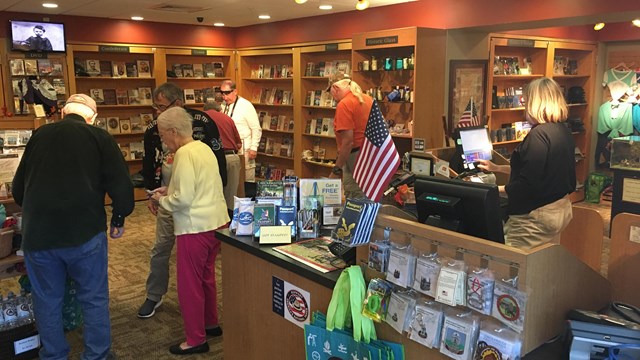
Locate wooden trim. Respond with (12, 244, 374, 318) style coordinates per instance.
(609, 212, 640, 307)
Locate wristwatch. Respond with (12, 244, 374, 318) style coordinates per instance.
(332, 166, 343, 175)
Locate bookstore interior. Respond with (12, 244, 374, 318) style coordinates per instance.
(1, 1, 640, 359)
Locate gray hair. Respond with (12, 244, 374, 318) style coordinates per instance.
(63, 102, 96, 123)
(203, 100, 222, 112)
(157, 107, 193, 138)
(221, 80, 236, 90)
(153, 82, 184, 103)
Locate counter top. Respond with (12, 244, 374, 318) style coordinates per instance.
(216, 228, 342, 289)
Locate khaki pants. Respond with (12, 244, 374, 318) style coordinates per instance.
(342, 150, 366, 199)
(145, 207, 175, 302)
(504, 197, 573, 249)
(224, 153, 241, 210)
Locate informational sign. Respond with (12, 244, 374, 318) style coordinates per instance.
(622, 178, 640, 204)
(99, 45, 130, 53)
(272, 276, 311, 328)
(260, 226, 292, 244)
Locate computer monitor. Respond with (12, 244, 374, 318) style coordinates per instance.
(454, 126, 493, 171)
(414, 175, 505, 244)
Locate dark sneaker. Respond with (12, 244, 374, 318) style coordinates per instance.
(137, 298, 162, 318)
(205, 326, 223, 337)
(169, 341, 209, 355)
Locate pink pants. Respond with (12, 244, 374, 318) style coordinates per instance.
(176, 229, 221, 346)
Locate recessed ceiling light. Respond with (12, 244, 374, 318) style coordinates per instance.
(213, 22, 225, 27)
(295, 0, 308, 3)
(593, 22, 605, 31)
(42, 3, 58, 8)
(319, 5, 333, 10)
(258, 15, 271, 20)
(633, 19, 640, 28)
(356, 0, 369, 10)
(131, 16, 144, 21)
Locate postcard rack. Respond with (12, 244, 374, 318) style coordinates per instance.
(355, 213, 610, 357)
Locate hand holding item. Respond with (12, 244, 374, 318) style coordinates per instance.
(248, 149, 258, 159)
(109, 226, 125, 239)
(147, 199, 158, 216)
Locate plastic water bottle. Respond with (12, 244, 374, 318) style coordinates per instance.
(17, 289, 31, 325)
(3, 291, 19, 330)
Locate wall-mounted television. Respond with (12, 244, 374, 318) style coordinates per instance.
(10, 20, 66, 53)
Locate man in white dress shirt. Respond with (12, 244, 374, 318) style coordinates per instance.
(220, 80, 261, 197)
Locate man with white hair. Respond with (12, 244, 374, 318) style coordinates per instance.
(12, 93, 134, 360)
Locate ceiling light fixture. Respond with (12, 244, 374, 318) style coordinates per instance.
(355, 0, 369, 10)
(319, 5, 332, 10)
(295, 0, 308, 4)
(131, 16, 144, 21)
(632, 19, 640, 28)
(259, 15, 271, 20)
(593, 22, 605, 31)
(42, 3, 58, 8)
(213, 22, 225, 27)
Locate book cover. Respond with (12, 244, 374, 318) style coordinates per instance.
(50, 59, 64, 76)
(140, 113, 154, 127)
(273, 89, 283, 105)
(280, 137, 292, 158)
(52, 78, 66, 95)
(332, 199, 364, 244)
(137, 60, 152, 78)
(257, 64, 264, 79)
(129, 116, 144, 133)
(313, 90, 322, 106)
(24, 59, 38, 76)
(138, 87, 152, 105)
(204, 62, 215, 78)
(112, 61, 127, 77)
(299, 179, 342, 208)
(119, 118, 132, 134)
(129, 141, 145, 159)
(184, 88, 196, 104)
(253, 203, 276, 238)
(203, 87, 215, 102)
(320, 118, 331, 136)
(305, 62, 316, 77)
(276, 205, 297, 237)
(277, 115, 287, 131)
(107, 117, 120, 134)
(10, 59, 25, 76)
(272, 238, 346, 273)
(173, 63, 183, 77)
(37, 59, 52, 75)
(258, 111, 269, 129)
(257, 136, 267, 153)
(116, 89, 129, 105)
(103, 88, 117, 105)
(85, 59, 101, 76)
(281, 90, 290, 105)
(94, 117, 107, 131)
(213, 62, 224, 77)
(120, 145, 131, 160)
(257, 180, 285, 199)
(125, 62, 138, 77)
(265, 137, 274, 155)
(99, 60, 112, 77)
(193, 63, 204, 78)
(127, 89, 140, 105)
(194, 89, 203, 103)
(182, 64, 194, 77)
(269, 116, 279, 130)
(90, 88, 105, 105)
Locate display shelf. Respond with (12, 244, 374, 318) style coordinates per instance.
(303, 160, 334, 168)
(256, 152, 293, 160)
(262, 129, 293, 135)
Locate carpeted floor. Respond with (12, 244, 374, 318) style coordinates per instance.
(0, 201, 224, 359)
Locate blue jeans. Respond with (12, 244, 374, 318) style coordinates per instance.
(25, 232, 112, 360)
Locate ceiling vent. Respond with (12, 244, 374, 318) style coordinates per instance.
(150, 4, 209, 13)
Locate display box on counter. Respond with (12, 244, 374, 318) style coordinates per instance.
(611, 136, 640, 171)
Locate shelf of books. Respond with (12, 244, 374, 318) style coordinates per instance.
(67, 43, 157, 200)
(238, 48, 295, 180)
(162, 47, 235, 106)
(296, 42, 351, 178)
(351, 27, 446, 154)
(487, 34, 596, 201)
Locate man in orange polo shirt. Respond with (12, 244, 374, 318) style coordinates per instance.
(327, 73, 371, 199)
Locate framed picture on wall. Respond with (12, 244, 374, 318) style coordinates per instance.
(448, 60, 487, 135)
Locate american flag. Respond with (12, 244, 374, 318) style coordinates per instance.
(456, 97, 480, 128)
(353, 100, 401, 202)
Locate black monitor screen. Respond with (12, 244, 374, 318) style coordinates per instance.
(414, 176, 504, 244)
(10, 20, 66, 53)
(455, 126, 493, 171)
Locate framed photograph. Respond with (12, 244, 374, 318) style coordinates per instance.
(448, 60, 487, 134)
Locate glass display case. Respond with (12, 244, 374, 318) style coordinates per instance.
(610, 136, 640, 171)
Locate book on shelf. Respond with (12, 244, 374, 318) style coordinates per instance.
(315, 119, 323, 135)
(258, 111, 269, 130)
(288, 118, 294, 132)
(90, 89, 105, 105)
(85, 59, 101, 77)
(313, 90, 322, 106)
(10, 59, 25, 76)
(129, 116, 144, 133)
(129, 141, 145, 159)
(112, 62, 126, 77)
(554, 56, 568, 75)
(119, 118, 132, 134)
(103, 89, 117, 105)
(94, 117, 107, 131)
(184, 88, 196, 104)
(193, 63, 204, 78)
(137, 60, 152, 78)
(99, 60, 112, 77)
(281, 90, 290, 105)
(212, 62, 224, 77)
(182, 64, 194, 77)
(269, 116, 279, 131)
(320, 118, 334, 136)
(316, 61, 326, 77)
(273, 89, 284, 105)
(320, 91, 333, 107)
(128, 89, 141, 105)
(204, 63, 215, 78)
(138, 87, 153, 105)
(281, 137, 293, 158)
(257, 64, 264, 79)
(140, 113, 154, 127)
(116, 89, 129, 105)
(125, 62, 138, 77)
(277, 115, 287, 131)
(335, 60, 351, 75)
(172, 63, 183, 78)
(50, 59, 64, 76)
(24, 59, 38, 76)
(308, 119, 317, 134)
(52, 78, 66, 95)
(272, 140, 282, 157)
(37, 59, 52, 75)
(305, 62, 316, 77)
(272, 237, 346, 273)
(265, 137, 275, 155)
(194, 89, 203, 104)
(257, 136, 267, 153)
(107, 117, 120, 134)
(203, 87, 215, 102)
(119, 144, 131, 160)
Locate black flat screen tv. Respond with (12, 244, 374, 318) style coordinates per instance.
(414, 175, 505, 244)
(10, 20, 66, 53)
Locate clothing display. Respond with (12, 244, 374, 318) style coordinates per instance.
(597, 101, 634, 138)
(602, 68, 638, 88)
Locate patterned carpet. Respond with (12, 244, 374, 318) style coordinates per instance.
(0, 201, 224, 359)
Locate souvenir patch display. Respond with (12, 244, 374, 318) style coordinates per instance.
(413, 253, 441, 297)
(474, 321, 522, 360)
(409, 301, 444, 349)
(384, 292, 416, 334)
(466, 268, 495, 315)
(491, 281, 528, 333)
(386, 246, 416, 288)
(440, 311, 479, 360)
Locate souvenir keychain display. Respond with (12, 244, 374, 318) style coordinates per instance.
(384, 290, 418, 334)
(440, 309, 480, 360)
(362, 278, 394, 322)
(435, 258, 467, 307)
(474, 320, 522, 360)
(413, 251, 441, 297)
(386, 242, 417, 288)
(491, 277, 528, 333)
(466, 267, 495, 315)
(368, 227, 391, 273)
(408, 300, 444, 349)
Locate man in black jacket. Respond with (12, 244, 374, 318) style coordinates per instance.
(138, 82, 227, 319)
(12, 93, 134, 360)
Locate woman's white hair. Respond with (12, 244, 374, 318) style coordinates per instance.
(157, 106, 193, 137)
(63, 102, 96, 124)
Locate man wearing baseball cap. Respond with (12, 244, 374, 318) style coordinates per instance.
(12, 93, 134, 360)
